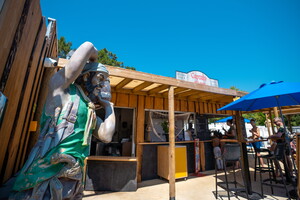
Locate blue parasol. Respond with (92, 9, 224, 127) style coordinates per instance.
(215, 116, 250, 123)
(218, 81, 300, 112)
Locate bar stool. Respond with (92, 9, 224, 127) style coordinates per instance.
(259, 143, 291, 199)
(215, 143, 249, 200)
(253, 147, 270, 181)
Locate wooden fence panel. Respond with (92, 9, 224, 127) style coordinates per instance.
(0, 0, 42, 177)
(0, 0, 26, 80)
(22, 19, 58, 170)
(4, 14, 45, 180)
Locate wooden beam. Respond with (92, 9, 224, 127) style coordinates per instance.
(168, 86, 176, 200)
(115, 78, 133, 90)
(161, 87, 187, 97)
(175, 90, 199, 98)
(148, 85, 170, 95)
(132, 82, 153, 93)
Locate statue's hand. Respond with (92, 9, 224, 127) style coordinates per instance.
(89, 47, 98, 62)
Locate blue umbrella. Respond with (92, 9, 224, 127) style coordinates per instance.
(218, 81, 300, 112)
(218, 81, 300, 137)
(215, 116, 250, 123)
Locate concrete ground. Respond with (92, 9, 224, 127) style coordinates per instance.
(83, 153, 297, 200)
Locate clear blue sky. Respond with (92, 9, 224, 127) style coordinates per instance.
(41, 0, 300, 92)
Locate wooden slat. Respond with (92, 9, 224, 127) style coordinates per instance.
(145, 96, 154, 109)
(5, 16, 45, 179)
(203, 102, 208, 114)
(0, 0, 41, 176)
(208, 102, 213, 114)
(132, 82, 153, 93)
(128, 94, 138, 108)
(195, 101, 200, 113)
(136, 95, 145, 182)
(116, 93, 129, 107)
(174, 99, 180, 111)
(17, 39, 47, 171)
(188, 101, 195, 112)
(115, 78, 133, 90)
(212, 103, 217, 114)
(154, 97, 164, 110)
(20, 43, 52, 170)
(199, 101, 204, 114)
(163, 98, 169, 110)
(111, 92, 117, 104)
(180, 100, 188, 112)
(0, 0, 26, 79)
(19, 20, 57, 172)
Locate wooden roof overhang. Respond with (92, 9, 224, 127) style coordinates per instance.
(106, 66, 247, 104)
(57, 58, 247, 108)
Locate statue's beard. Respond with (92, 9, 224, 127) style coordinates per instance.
(84, 80, 112, 104)
(84, 80, 99, 104)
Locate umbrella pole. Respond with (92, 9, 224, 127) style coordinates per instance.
(276, 96, 296, 185)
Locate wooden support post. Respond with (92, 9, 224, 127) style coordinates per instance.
(273, 107, 279, 118)
(269, 110, 276, 135)
(168, 86, 176, 200)
(235, 111, 252, 195)
(265, 113, 272, 138)
(136, 95, 145, 182)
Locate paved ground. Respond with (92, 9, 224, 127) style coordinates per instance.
(83, 153, 296, 200)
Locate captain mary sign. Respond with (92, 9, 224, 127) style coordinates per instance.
(175, 71, 219, 87)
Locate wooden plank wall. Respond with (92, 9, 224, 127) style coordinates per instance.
(0, 0, 57, 183)
(111, 91, 230, 115)
(111, 91, 234, 182)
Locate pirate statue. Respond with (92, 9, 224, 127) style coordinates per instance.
(10, 42, 115, 199)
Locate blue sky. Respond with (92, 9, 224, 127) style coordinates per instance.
(41, 0, 300, 92)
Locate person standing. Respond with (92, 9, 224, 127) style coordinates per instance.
(212, 131, 223, 170)
(249, 119, 265, 167)
(222, 119, 236, 139)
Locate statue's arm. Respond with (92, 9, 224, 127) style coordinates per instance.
(49, 42, 98, 90)
(93, 100, 116, 143)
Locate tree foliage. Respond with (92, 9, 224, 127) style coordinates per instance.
(58, 36, 72, 58)
(242, 112, 266, 126)
(97, 48, 136, 70)
(287, 114, 300, 126)
(58, 37, 135, 70)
